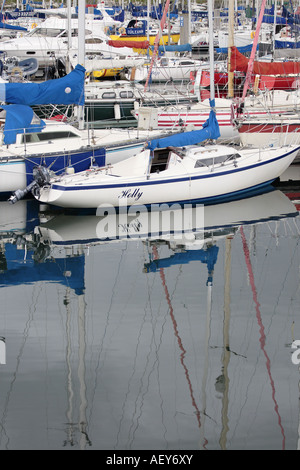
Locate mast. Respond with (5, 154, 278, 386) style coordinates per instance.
(241, 0, 268, 101)
(66, 0, 72, 74)
(208, 0, 215, 102)
(144, 0, 171, 91)
(77, 0, 85, 130)
(227, 0, 235, 99)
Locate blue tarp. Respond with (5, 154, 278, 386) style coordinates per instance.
(216, 44, 257, 54)
(275, 39, 300, 49)
(282, 5, 300, 25)
(262, 14, 289, 24)
(158, 43, 192, 52)
(0, 20, 27, 30)
(0, 104, 45, 145)
(0, 64, 85, 106)
(147, 102, 220, 151)
(24, 148, 106, 186)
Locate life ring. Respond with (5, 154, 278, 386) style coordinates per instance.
(250, 31, 255, 39)
(118, 27, 126, 35)
(31, 22, 37, 29)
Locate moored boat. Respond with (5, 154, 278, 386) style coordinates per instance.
(18, 111, 300, 209)
(235, 113, 300, 154)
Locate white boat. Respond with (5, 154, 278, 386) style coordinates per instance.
(133, 90, 300, 142)
(235, 113, 300, 152)
(0, 15, 137, 69)
(34, 77, 198, 127)
(25, 112, 300, 209)
(126, 56, 210, 83)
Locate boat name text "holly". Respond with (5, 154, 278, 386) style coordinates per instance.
(105, 454, 194, 466)
(118, 188, 143, 201)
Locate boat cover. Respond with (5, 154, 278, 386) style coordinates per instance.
(0, 21, 27, 31)
(0, 104, 45, 145)
(275, 40, 300, 49)
(0, 64, 85, 106)
(157, 43, 192, 52)
(229, 46, 300, 75)
(216, 44, 256, 54)
(147, 103, 220, 151)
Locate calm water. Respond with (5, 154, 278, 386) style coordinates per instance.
(1, 188, 300, 450)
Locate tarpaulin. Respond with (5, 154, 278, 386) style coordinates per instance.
(229, 46, 300, 75)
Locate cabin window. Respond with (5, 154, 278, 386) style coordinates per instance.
(119, 91, 134, 99)
(180, 61, 194, 66)
(194, 153, 241, 168)
(21, 131, 78, 143)
(31, 28, 63, 37)
(102, 92, 116, 99)
(160, 58, 169, 66)
(85, 38, 103, 44)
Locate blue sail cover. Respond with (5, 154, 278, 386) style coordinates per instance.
(1, 104, 45, 145)
(0, 21, 27, 30)
(275, 39, 300, 49)
(216, 44, 257, 54)
(0, 64, 85, 106)
(147, 104, 220, 151)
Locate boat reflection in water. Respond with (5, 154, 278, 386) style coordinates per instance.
(0, 189, 300, 450)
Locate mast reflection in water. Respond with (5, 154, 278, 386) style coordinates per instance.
(0, 189, 300, 450)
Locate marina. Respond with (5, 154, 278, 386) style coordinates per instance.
(0, 0, 299, 452)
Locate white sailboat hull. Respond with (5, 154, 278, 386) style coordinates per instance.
(36, 145, 300, 209)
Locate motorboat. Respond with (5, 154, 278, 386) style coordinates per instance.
(0, 15, 138, 69)
(126, 56, 210, 83)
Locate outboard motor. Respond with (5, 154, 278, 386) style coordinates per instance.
(8, 165, 51, 204)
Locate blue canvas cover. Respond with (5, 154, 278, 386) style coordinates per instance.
(157, 43, 192, 52)
(147, 104, 220, 151)
(275, 39, 300, 49)
(0, 64, 85, 106)
(216, 44, 257, 54)
(1, 104, 45, 145)
(0, 21, 27, 30)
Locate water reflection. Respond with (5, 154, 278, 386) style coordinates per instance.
(0, 189, 300, 450)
